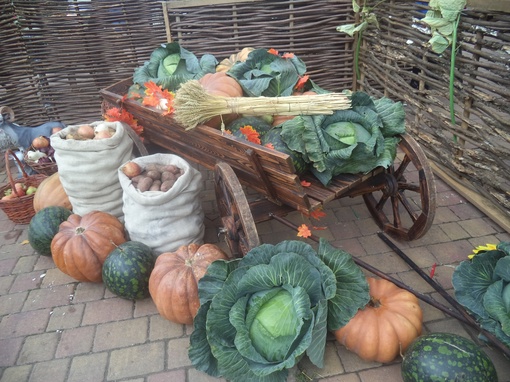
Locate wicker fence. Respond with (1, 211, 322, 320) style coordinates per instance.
(356, 0, 510, 230)
(0, 0, 167, 126)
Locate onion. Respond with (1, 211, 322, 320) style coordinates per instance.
(32, 136, 50, 149)
(94, 130, 113, 139)
(77, 124, 95, 139)
(121, 162, 142, 178)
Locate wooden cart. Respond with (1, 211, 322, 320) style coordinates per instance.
(100, 79, 436, 257)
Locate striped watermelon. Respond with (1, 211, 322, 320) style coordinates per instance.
(401, 332, 498, 382)
(28, 206, 73, 256)
(102, 241, 155, 300)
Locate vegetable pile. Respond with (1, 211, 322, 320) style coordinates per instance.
(452, 241, 510, 349)
(121, 161, 183, 192)
(188, 239, 370, 382)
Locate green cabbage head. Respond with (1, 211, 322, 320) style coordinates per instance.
(453, 241, 510, 348)
(133, 42, 217, 91)
(188, 239, 369, 382)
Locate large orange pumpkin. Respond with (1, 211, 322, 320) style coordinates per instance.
(149, 243, 229, 325)
(333, 277, 423, 363)
(198, 72, 244, 129)
(33, 172, 72, 212)
(51, 211, 127, 282)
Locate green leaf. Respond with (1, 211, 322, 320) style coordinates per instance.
(227, 48, 306, 97)
(452, 250, 506, 320)
(336, 21, 368, 37)
(317, 239, 370, 330)
(484, 280, 510, 336)
(429, 32, 451, 54)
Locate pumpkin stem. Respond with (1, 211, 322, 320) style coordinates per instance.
(185, 258, 194, 267)
(368, 296, 381, 308)
(75, 226, 86, 235)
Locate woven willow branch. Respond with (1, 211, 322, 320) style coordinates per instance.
(173, 80, 351, 130)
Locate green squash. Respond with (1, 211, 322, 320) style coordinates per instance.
(28, 206, 73, 256)
(401, 332, 498, 382)
(102, 241, 155, 300)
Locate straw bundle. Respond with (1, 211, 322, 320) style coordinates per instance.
(173, 80, 352, 130)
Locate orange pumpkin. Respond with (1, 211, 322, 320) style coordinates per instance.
(333, 277, 423, 363)
(216, 47, 254, 73)
(33, 172, 72, 212)
(51, 211, 127, 282)
(198, 72, 244, 129)
(149, 243, 230, 325)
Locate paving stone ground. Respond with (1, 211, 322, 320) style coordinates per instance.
(0, 155, 509, 382)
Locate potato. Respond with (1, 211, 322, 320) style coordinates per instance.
(149, 180, 162, 191)
(137, 177, 153, 192)
(145, 163, 160, 172)
(160, 180, 175, 192)
(146, 170, 161, 180)
(130, 174, 144, 184)
(159, 164, 181, 174)
(161, 171, 176, 182)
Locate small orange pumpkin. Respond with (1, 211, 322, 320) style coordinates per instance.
(51, 211, 127, 282)
(216, 47, 254, 73)
(198, 72, 244, 129)
(149, 243, 230, 325)
(333, 277, 423, 363)
(33, 172, 72, 212)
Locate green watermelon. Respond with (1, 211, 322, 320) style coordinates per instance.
(401, 332, 498, 382)
(28, 206, 73, 256)
(262, 127, 308, 174)
(102, 241, 155, 300)
(226, 116, 272, 139)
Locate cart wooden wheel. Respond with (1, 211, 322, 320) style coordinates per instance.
(214, 162, 260, 257)
(363, 133, 436, 241)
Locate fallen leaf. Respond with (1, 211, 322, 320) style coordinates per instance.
(310, 208, 326, 221)
(297, 224, 312, 238)
(20, 239, 29, 245)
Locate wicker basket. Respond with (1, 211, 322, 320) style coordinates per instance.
(0, 150, 47, 224)
(23, 145, 58, 176)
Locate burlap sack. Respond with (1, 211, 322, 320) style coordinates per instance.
(119, 153, 205, 255)
(51, 121, 134, 219)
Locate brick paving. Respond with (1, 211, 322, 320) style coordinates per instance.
(0, 156, 510, 382)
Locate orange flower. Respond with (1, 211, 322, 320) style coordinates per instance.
(268, 48, 279, 56)
(264, 143, 275, 149)
(301, 180, 311, 187)
(104, 107, 144, 138)
(282, 52, 295, 59)
(142, 81, 175, 115)
(297, 224, 312, 238)
(294, 75, 310, 91)
(239, 125, 261, 144)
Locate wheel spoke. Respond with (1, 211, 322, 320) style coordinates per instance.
(362, 134, 436, 241)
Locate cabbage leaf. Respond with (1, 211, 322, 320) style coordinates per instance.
(226, 48, 307, 97)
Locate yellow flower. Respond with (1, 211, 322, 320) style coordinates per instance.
(468, 244, 497, 259)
